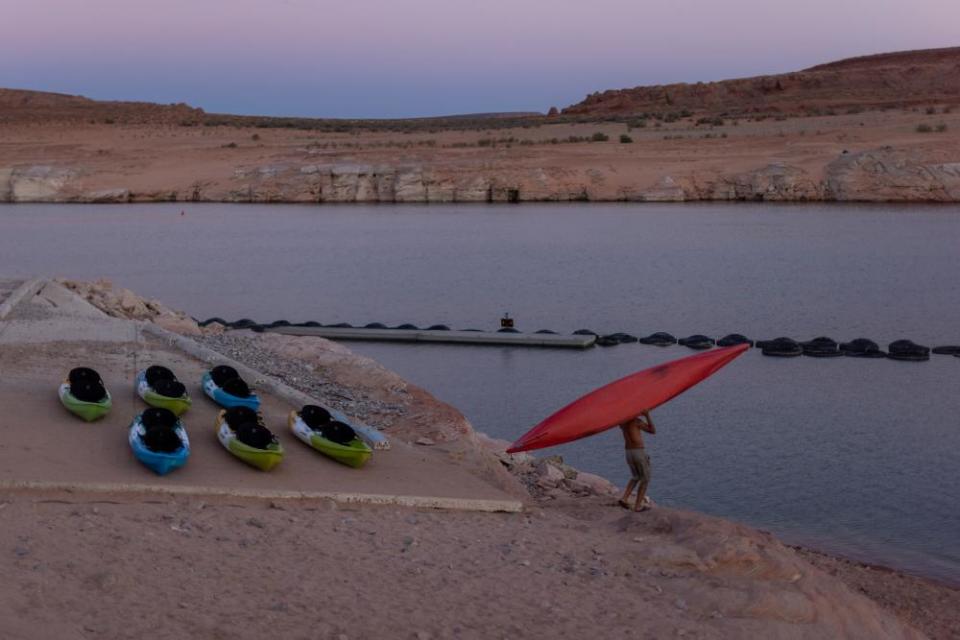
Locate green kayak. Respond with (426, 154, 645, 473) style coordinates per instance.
(216, 410, 284, 471)
(58, 383, 112, 422)
(136, 368, 192, 416)
(289, 408, 372, 468)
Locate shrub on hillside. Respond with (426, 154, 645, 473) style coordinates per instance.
(619, 134, 633, 144)
(591, 132, 609, 142)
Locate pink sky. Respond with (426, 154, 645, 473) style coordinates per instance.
(1, 0, 957, 117)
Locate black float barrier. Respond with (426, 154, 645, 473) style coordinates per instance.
(198, 317, 953, 363)
(638, 332, 677, 346)
(678, 335, 715, 350)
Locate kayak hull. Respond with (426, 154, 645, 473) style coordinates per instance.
(326, 407, 390, 451)
(507, 344, 749, 453)
(216, 411, 284, 471)
(59, 383, 112, 422)
(136, 370, 192, 416)
(128, 414, 190, 475)
(288, 411, 372, 468)
(202, 372, 261, 410)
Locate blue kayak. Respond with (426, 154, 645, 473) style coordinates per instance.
(128, 410, 190, 475)
(202, 369, 261, 410)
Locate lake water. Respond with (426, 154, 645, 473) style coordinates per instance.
(1, 202, 958, 583)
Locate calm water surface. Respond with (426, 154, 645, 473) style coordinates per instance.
(1, 202, 958, 582)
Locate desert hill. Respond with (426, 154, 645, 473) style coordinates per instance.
(0, 87, 540, 131)
(562, 46, 960, 118)
(0, 88, 202, 125)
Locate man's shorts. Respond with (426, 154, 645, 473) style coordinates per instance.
(625, 448, 651, 483)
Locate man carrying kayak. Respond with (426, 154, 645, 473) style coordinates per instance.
(619, 410, 655, 511)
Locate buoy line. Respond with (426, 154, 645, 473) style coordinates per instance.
(196, 318, 958, 362)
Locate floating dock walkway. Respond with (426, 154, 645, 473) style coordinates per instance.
(264, 326, 597, 348)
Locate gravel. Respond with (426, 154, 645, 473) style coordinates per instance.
(193, 332, 406, 427)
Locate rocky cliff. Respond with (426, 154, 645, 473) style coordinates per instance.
(3, 145, 958, 204)
(563, 47, 960, 117)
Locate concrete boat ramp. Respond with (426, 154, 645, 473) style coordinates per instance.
(0, 279, 523, 512)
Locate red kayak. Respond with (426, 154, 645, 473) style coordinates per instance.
(507, 343, 749, 453)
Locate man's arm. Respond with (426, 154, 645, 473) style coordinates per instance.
(640, 410, 656, 434)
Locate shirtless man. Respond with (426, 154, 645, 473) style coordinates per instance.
(619, 410, 655, 511)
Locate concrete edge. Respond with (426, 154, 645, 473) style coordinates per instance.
(0, 277, 47, 320)
(139, 322, 392, 450)
(266, 326, 597, 349)
(0, 479, 524, 513)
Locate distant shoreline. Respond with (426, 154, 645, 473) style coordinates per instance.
(2, 106, 959, 205)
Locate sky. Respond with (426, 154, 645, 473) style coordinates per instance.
(0, 0, 957, 118)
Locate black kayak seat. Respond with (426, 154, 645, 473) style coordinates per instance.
(235, 421, 275, 449)
(72, 380, 107, 402)
(145, 365, 176, 387)
(142, 424, 182, 453)
(322, 421, 357, 445)
(210, 365, 240, 387)
(68, 367, 103, 387)
(153, 378, 186, 399)
(220, 377, 251, 398)
(141, 408, 178, 430)
(223, 406, 259, 428)
(300, 405, 332, 430)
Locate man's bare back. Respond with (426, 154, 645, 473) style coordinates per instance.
(620, 411, 655, 448)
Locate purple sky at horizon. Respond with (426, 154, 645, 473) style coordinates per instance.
(1, 0, 957, 118)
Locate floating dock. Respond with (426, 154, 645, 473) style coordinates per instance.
(264, 326, 596, 349)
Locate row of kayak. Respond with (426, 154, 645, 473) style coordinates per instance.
(57, 365, 379, 475)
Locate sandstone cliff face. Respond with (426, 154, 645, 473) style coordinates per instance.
(0, 165, 76, 202)
(3, 145, 958, 204)
(825, 148, 960, 201)
(227, 163, 529, 204)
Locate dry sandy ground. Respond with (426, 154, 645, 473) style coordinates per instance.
(1, 107, 959, 203)
(0, 490, 937, 640)
(795, 548, 960, 640)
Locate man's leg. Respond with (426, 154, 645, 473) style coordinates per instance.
(633, 477, 649, 511)
(620, 449, 640, 508)
(633, 452, 651, 511)
(619, 479, 638, 508)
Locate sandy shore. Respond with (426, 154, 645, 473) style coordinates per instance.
(794, 547, 960, 639)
